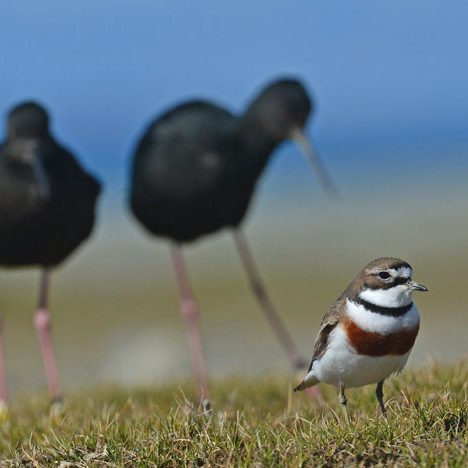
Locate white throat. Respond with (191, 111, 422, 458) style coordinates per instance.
(359, 285, 413, 308)
(346, 299, 420, 334)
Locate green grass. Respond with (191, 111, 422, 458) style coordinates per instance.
(0, 361, 466, 466)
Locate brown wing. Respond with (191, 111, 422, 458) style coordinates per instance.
(306, 297, 345, 372)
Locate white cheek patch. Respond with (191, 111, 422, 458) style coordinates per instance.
(360, 285, 412, 307)
(346, 299, 420, 335)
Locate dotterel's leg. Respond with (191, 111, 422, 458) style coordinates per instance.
(339, 382, 349, 423)
(376, 380, 386, 416)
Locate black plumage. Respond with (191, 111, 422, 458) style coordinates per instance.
(0, 101, 101, 405)
(0, 101, 101, 267)
(130, 78, 334, 242)
(128, 78, 335, 409)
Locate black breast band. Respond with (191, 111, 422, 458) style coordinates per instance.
(353, 298, 413, 317)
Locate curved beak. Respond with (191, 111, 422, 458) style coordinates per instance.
(291, 129, 339, 199)
(408, 280, 428, 292)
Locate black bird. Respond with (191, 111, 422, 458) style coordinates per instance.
(129, 77, 336, 409)
(0, 101, 101, 407)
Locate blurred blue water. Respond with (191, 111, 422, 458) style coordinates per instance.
(1, 0, 468, 207)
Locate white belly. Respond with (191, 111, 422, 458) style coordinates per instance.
(309, 327, 411, 388)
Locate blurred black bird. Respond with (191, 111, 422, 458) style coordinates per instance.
(129, 77, 336, 409)
(0, 101, 101, 408)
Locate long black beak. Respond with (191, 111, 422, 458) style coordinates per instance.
(291, 129, 339, 199)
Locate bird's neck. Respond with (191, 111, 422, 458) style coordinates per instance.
(236, 114, 280, 174)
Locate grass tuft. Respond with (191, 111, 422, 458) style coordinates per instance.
(0, 360, 466, 466)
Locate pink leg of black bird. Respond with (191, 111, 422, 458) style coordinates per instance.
(33, 268, 62, 403)
(0, 312, 7, 407)
(232, 230, 323, 401)
(170, 245, 210, 412)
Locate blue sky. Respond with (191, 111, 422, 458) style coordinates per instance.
(2, 0, 468, 199)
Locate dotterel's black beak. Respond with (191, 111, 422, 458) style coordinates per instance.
(408, 280, 428, 292)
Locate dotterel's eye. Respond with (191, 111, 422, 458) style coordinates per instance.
(378, 271, 391, 279)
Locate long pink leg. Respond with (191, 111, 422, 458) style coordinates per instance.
(232, 230, 323, 401)
(0, 311, 7, 406)
(170, 246, 210, 410)
(33, 268, 62, 403)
